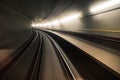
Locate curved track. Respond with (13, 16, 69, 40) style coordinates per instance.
(0, 30, 120, 80)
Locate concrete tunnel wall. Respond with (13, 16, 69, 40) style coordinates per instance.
(0, 2, 32, 33)
(0, 2, 32, 51)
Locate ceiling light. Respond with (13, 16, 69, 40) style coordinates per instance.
(90, 0, 120, 13)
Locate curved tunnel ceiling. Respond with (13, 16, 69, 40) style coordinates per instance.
(2, 0, 96, 20)
(0, 0, 120, 37)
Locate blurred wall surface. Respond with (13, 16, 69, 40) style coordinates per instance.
(51, 8, 120, 38)
(0, 1, 32, 51)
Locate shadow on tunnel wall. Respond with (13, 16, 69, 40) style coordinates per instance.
(0, 1, 33, 57)
(0, 1, 33, 47)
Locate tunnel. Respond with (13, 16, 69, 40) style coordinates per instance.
(0, 0, 120, 80)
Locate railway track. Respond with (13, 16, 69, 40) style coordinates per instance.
(0, 30, 120, 80)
